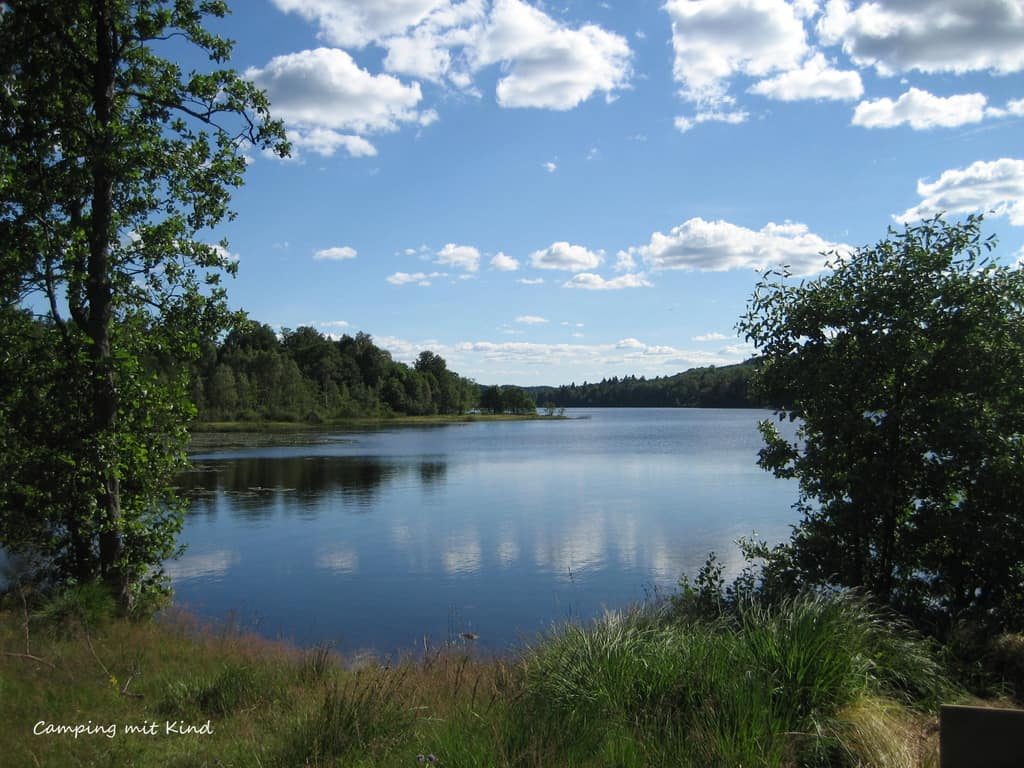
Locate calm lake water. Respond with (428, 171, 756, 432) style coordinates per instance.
(173, 408, 799, 656)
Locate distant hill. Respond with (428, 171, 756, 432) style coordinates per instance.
(521, 360, 769, 408)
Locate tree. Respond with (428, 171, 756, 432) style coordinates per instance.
(738, 216, 1024, 634)
(480, 385, 503, 414)
(0, 0, 288, 608)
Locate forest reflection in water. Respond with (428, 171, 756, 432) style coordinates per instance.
(170, 409, 799, 655)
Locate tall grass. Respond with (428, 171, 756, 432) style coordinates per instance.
(0, 590, 954, 767)
(516, 592, 952, 767)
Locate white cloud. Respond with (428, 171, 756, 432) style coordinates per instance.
(246, 48, 431, 156)
(382, 27, 453, 81)
(386, 270, 448, 285)
(613, 250, 636, 272)
(1015, 244, 1024, 267)
(376, 334, 455, 362)
(314, 245, 358, 260)
(1008, 99, 1024, 116)
(490, 252, 520, 271)
(529, 241, 603, 271)
(563, 273, 653, 290)
(852, 88, 988, 130)
(817, 0, 1024, 77)
(210, 244, 240, 263)
(289, 127, 379, 158)
(665, 0, 808, 105)
(674, 109, 749, 133)
(543, 161, 558, 173)
(269, 2, 632, 113)
(317, 320, 351, 328)
(435, 243, 480, 271)
(632, 217, 850, 275)
(692, 332, 731, 341)
(517, 277, 545, 284)
(472, 0, 632, 110)
(453, 337, 738, 370)
(896, 158, 1024, 226)
(749, 52, 863, 101)
(516, 315, 548, 324)
(269, 0, 451, 48)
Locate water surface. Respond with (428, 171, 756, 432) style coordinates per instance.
(173, 409, 798, 655)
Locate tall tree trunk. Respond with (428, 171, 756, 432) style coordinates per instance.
(89, 0, 128, 609)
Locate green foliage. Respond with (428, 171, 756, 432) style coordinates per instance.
(277, 672, 412, 765)
(0, 0, 288, 608)
(478, 384, 538, 414)
(158, 663, 270, 719)
(525, 360, 762, 408)
(519, 592, 950, 767)
(191, 323, 479, 422)
(35, 581, 118, 634)
(0, 601, 950, 768)
(737, 215, 1024, 636)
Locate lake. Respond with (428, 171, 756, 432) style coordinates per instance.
(173, 408, 799, 656)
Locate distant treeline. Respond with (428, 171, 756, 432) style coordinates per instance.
(189, 322, 767, 423)
(191, 324, 485, 422)
(523, 361, 765, 409)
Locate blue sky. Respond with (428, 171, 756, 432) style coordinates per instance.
(204, 0, 1022, 385)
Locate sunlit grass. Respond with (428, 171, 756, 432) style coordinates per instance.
(0, 588, 966, 767)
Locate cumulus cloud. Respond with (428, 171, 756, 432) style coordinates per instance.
(269, 0, 451, 48)
(852, 88, 988, 129)
(631, 217, 850, 275)
(562, 273, 653, 290)
(317, 320, 351, 328)
(529, 242, 604, 271)
(471, 0, 632, 109)
(817, 0, 1024, 77)
(613, 250, 636, 272)
(543, 161, 558, 173)
(490, 252, 520, 271)
(451, 337, 738, 372)
(314, 245, 358, 260)
(895, 158, 1024, 226)
(382, 26, 455, 81)
(517, 277, 545, 284)
(692, 332, 731, 341)
(749, 52, 863, 101)
(246, 48, 432, 157)
(665, 0, 808, 105)
(289, 128, 379, 158)
(269, 1, 632, 114)
(386, 270, 448, 285)
(674, 109, 749, 133)
(434, 243, 480, 271)
(515, 315, 548, 324)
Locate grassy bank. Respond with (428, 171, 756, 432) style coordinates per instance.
(194, 413, 566, 432)
(1, 589, 966, 767)
(188, 414, 567, 451)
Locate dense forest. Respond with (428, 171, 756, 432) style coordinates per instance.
(190, 323, 764, 422)
(524, 360, 763, 408)
(190, 323, 485, 422)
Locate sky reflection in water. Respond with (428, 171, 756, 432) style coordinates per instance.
(173, 409, 798, 655)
